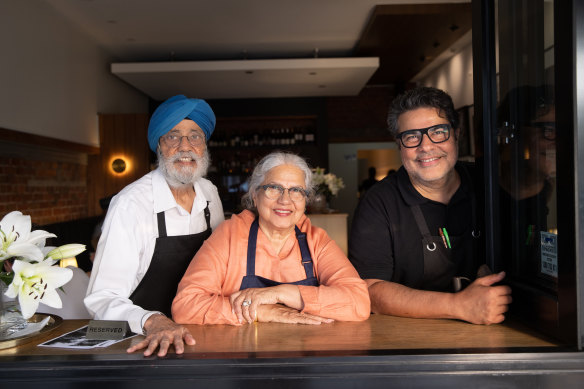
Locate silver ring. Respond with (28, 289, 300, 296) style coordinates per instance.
(242, 299, 252, 307)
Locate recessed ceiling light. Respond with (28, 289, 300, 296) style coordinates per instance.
(309, 72, 317, 76)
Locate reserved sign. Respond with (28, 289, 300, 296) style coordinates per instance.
(86, 320, 130, 340)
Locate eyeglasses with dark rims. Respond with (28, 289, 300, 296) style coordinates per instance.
(259, 184, 309, 202)
(396, 123, 452, 148)
(529, 122, 556, 141)
(160, 132, 206, 148)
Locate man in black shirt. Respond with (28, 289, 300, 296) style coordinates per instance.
(349, 87, 512, 325)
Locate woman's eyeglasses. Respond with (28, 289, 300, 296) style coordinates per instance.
(396, 124, 452, 148)
(259, 184, 309, 202)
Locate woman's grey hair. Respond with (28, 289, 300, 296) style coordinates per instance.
(387, 86, 459, 138)
(241, 151, 314, 210)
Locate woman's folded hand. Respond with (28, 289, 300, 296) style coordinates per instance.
(230, 284, 304, 323)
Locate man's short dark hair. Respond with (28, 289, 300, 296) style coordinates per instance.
(387, 86, 459, 138)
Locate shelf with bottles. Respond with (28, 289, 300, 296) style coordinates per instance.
(206, 116, 326, 214)
(208, 115, 318, 149)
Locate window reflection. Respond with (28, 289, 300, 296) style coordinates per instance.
(498, 85, 557, 289)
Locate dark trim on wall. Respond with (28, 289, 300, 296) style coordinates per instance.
(0, 127, 100, 155)
(555, 0, 579, 347)
(574, 0, 584, 351)
(472, 0, 499, 271)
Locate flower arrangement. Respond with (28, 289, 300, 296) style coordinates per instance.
(0, 211, 85, 319)
(311, 167, 345, 202)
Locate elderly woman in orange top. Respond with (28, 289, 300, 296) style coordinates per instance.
(172, 152, 370, 325)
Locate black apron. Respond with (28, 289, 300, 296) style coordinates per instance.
(411, 168, 481, 293)
(239, 218, 319, 290)
(130, 202, 212, 316)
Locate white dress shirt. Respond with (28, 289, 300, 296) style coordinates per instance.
(84, 169, 224, 334)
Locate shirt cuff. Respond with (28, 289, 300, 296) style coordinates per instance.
(298, 285, 320, 315)
(138, 311, 165, 335)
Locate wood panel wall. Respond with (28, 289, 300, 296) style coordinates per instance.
(87, 114, 150, 216)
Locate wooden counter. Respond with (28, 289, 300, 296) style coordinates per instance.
(1, 314, 583, 388)
(0, 314, 560, 357)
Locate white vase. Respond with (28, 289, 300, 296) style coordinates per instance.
(0, 281, 28, 338)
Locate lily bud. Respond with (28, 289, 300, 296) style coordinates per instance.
(46, 244, 86, 261)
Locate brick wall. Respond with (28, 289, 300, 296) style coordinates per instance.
(0, 144, 88, 226)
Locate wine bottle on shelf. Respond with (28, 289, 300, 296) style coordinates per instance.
(297, 128, 305, 144)
(305, 127, 315, 143)
(270, 128, 277, 146)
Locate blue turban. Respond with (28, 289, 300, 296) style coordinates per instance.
(147, 95, 216, 152)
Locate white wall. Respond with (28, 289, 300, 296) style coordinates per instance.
(417, 42, 474, 109)
(0, 1, 148, 147)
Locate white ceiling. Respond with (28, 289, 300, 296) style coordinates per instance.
(45, 0, 469, 100)
(111, 57, 380, 100)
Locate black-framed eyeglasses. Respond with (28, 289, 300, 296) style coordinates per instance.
(529, 122, 556, 141)
(396, 124, 452, 148)
(259, 184, 309, 202)
(160, 132, 206, 148)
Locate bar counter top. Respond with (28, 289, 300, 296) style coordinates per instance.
(1, 314, 583, 388)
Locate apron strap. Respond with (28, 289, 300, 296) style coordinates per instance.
(156, 212, 167, 238)
(204, 201, 211, 231)
(246, 218, 260, 276)
(158, 201, 212, 239)
(246, 218, 316, 279)
(411, 205, 436, 252)
(295, 226, 316, 279)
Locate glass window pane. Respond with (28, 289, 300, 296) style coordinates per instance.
(496, 0, 557, 291)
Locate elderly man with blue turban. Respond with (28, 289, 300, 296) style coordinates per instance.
(86, 95, 224, 357)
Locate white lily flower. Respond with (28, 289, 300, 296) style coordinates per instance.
(46, 244, 86, 262)
(4, 259, 73, 319)
(0, 211, 55, 263)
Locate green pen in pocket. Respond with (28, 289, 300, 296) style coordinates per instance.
(442, 228, 451, 249)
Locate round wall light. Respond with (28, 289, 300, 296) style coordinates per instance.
(111, 158, 127, 173)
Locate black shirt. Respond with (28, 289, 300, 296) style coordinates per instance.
(349, 162, 483, 291)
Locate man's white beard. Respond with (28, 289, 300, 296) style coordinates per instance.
(157, 148, 210, 189)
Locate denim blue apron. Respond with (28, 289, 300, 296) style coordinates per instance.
(239, 218, 319, 290)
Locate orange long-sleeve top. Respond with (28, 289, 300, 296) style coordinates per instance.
(172, 210, 370, 325)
